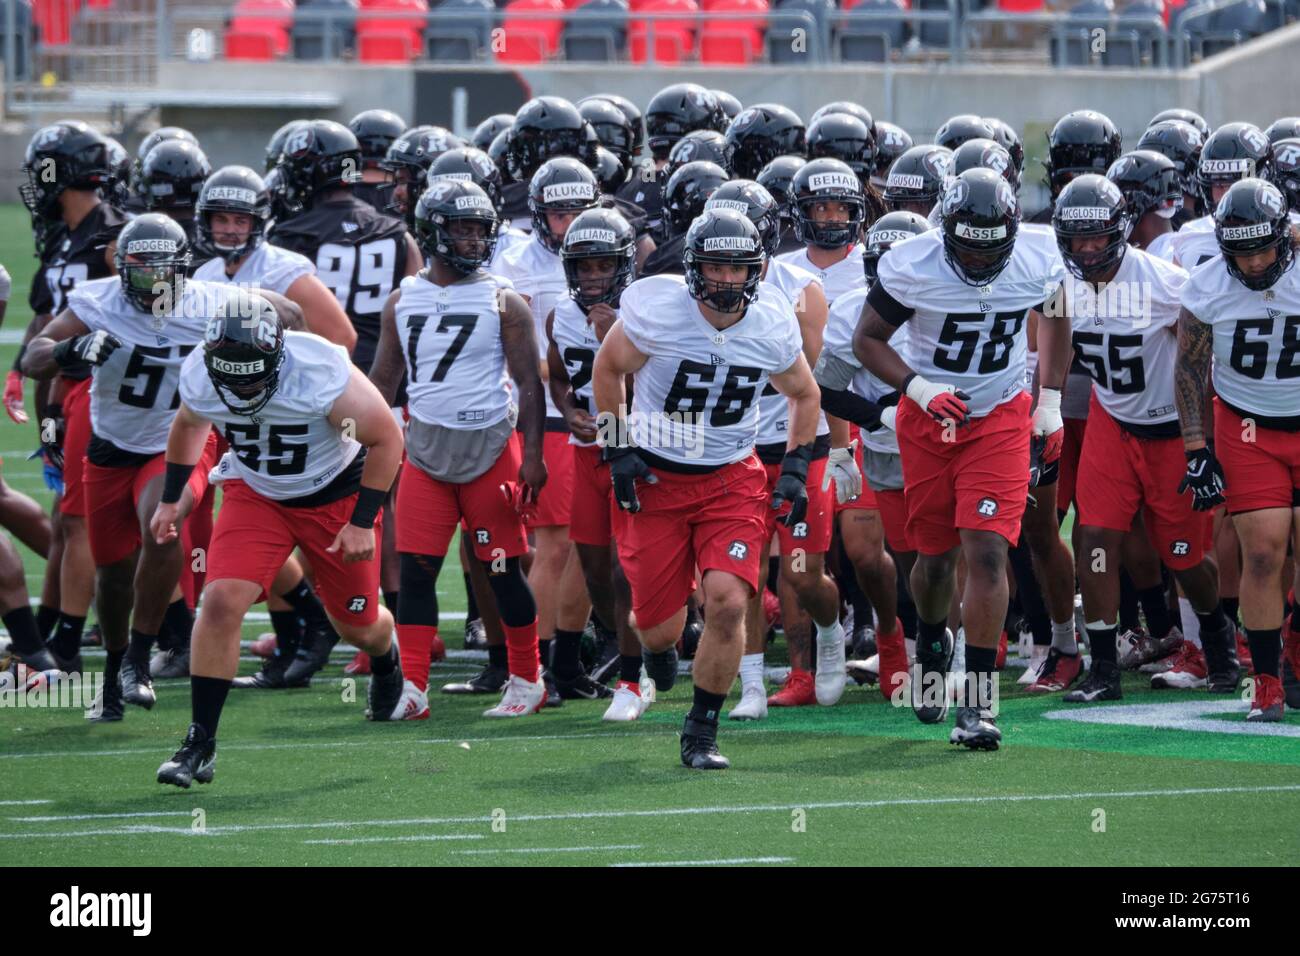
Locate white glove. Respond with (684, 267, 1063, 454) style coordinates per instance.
(822, 440, 863, 505)
(880, 405, 897, 432)
(1031, 387, 1064, 463)
(904, 373, 971, 426)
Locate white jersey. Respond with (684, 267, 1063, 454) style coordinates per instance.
(489, 227, 531, 274)
(620, 275, 802, 467)
(498, 234, 566, 417)
(69, 276, 233, 455)
(394, 270, 513, 430)
(1066, 248, 1187, 427)
(1170, 215, 1219, 269)
(191, 241, 315, 296)
(823, 286, 910, 454)
(754, 259, 829, 447)
(1183, 254, 1300, 421)
(1145, 230, 1177, 263)
(775, 244, 865, 304)
(549, 295, 602, 447)
(875, 227, 1066, 418)
(180, 332, 361, 500)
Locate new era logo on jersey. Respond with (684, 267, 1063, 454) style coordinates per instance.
(347, 596, 368, 614)
(542, 182, 595, 202)
(206, 186, 258, 205)
(976, 497, 998, 517)
(808, 172, 859, 192)
(475, 528, 490, 545)
(709, 353, 725, 365)
(1171, 540, 1190, 556)
(727, 540, 749, 560)
(702, 236, 757, 252)
(125, 239, 179, 255)
(955, 223, 1007, 241)
(341, 222, 359, 233)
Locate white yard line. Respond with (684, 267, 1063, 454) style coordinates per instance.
(612, 857, 794, 867)
(454, 844, 643, 855)
(0, 799, 53, 806)
(302, 834, 486, 846)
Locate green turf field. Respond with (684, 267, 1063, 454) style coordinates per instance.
(1, 202, 1298, 868)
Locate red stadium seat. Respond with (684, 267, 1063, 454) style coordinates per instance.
(629, 0, 697, 62)
(697, 0, 765, 62)
(356, 0, 427, 61)
(228, 0, 294, 56)
(225, 26, 281, 59)
(33, 0, 75, 45)
(997, 0, 1043, 10)
(498, 0, 565, 61)
(84, 0, 112, 7)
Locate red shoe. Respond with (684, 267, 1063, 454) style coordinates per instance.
(996, 630, 1008, 669)
(1151, 640, 1208, 689)
(768, 668, 815, 706)
(876, 623, 910, 702)
(344, 651, 371, 676)
(1247, 673, 1284, 722)
(430, 634, 447, 662)
(1027, 647, 1083, 693)
(249, 633, 276, 658)
(1281, 619, 1300, 677)
(761, 589, 781, 632)
(1235, 631, 1254, 673)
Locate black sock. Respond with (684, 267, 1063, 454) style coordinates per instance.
(1195, 605, 1231, 651)
(1087, 624, 1118, 666)
(688, 685, 726, 723)
(2, 606, 44, 656)
(370, 641, 398, 676)
(52, 613, 86, 661)
(916, 617, 947, 656)
(36, 604, 59, 643)
(128, 629, 155, 669)
(963, 643, 997, 709)
(1118, 570, 1140, 632)
(766, 556, 780, 596)
(383, 589, 399, 612)
(269, 610, 302, 659)
(552, 628, 583, 679)
(164, 600, 194, 651)
(1245, 627, 1282, 678)
(896, 565, 917, 640)
(538, 637, 553, 670)
(280, 579, 328, 629)
(191, 674, 231, 740)
(104, 646, 125, 686)
(488, 644, 507, 670)
(1221, 596, 1240, 629)
(619, 653, 642, 684)
(463, 573, 479, 621)
(1137, 584, 1173, 639)
(1290, 601, 1300, 634)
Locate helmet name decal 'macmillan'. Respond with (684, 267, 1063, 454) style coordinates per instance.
(702, 236, 757, 252)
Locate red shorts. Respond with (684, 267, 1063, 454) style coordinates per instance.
(83, 431, 218, 567)
(525, 430, 574, 528)
(569, 444, 622, 547)
(1074, 398, 1212, 570)
(761, 456, 832, 554)
(395, 435, 529, 562)
(1056, 416, 1087, 511)
(206, 479, 382, 625)
(874, 487, 914, 552)
(1214, 397, 1300, 514)
(619, 455, 767, 630)
(896, 390, 1032, 555)
(59, 377, 92, 517)
(836, 434, 878, 513)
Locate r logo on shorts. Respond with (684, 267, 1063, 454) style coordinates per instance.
(347, 595, 368, 614)
(728, 540, 749, 560)
(475, 528, 490, 545)
(1171, 540, 1189, 556)
(791, 521, 808, 539)
(976, 497, 998, 517)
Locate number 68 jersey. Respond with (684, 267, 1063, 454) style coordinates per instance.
(179, 331, 361, 501)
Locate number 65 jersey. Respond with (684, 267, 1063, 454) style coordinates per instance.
(179, 331, 362, 500)
(871, 229, 1066, 418)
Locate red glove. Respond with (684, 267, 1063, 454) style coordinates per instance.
(3, 371, 27, 425)
(904, 374, 971, 427)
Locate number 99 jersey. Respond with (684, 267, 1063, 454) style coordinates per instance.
(619, 275, 802, 467)
(872, 228, 1066, 418)
(180, 331, 361, 500)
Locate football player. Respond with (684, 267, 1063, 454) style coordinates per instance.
(369, 179, 549, 719)
(137, 139, 212, 244)
(853, 169, 1071, 750)
(881, 145, 951, 219)
(154, 289, 405, 786)
(806, 113, 877, 190)
(592, 209, 822, 769)
(501, 97, 598, 231)
(1033, 110, 1123, 225)
(1107, 149, 1184, 259)
(381, 125, 464, 228)
(1137, 119, 1206, 226)
(640, 160, 728, 275)
(724, 104, 806, 181)
(348, 108, 407, 211)
(1172, 123, 1274, 270)
(756, 155, 808, 255)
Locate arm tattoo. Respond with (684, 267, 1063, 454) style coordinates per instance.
(1175, 307, 1214, 448)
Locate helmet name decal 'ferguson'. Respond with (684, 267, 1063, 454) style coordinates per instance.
(887, 173, 925, 190)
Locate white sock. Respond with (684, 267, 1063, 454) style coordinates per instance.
(905, 637, 916, 663)
(740, 653, 765, 692)
(1179, 597, 1201, 648)
(1051, 620, 1079, 655)
(815, 619, 844, 644)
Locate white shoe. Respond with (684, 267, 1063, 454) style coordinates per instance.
(728, 683, 768, 720)
(386, 680, 430, 720)
(602, 681, 651, 721)
(1017, 645, 1049, 685)
(767, 666, 791, 686)
(482, 672, 545, 717)
(815, 624, 847, 705)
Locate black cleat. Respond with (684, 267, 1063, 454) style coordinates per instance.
(283, 623, 340, 687)
(365, 659, 405, 720)
(910, 628, 953, 724)
(157, 724, 216, 788)
(1283, 658, 1300, 710)
(949, 707, 1001, 751)
(46, 641, 83, 677)
(81, 623, 102, 647)
(542, 668, 563, 708)
(150, 646, 191, 679)
(232, 653, 291, 689)
(680, 715, 730, 770)
(588, 628, 620, 685)
(850, 626, 877, 661)
(555, 670, 614, 701)
(120, 658, 156, 709)
(679, 617, 702, 660)
(463, 617, 487, 650)
(86, 674, 125, 722)
(642, 646, 679, 692)
(16, 645, 60, 674)
(1203, 626, 1241, 693)
(1063, 658, 1123, 702)
(441, 664, 508, 694)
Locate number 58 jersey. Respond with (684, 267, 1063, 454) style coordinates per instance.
(179, 331, 361, 501)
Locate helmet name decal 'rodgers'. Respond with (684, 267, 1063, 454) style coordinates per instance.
(126, 239, 179, 254)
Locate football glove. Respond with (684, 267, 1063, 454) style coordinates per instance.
(822, 440, 863, 505)
(904, 374, 970, 427)
(772, 444, 812, 528)
(53, 330, 122, 369)
(3, 371, 26, 424)
(1030, 387, 1064, 464)
(604, 445, 657, 514)
(1178, 445, 1226, 512)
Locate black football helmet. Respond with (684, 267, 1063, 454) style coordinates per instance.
(427, 146, 504, 212)
(114, 213, 193, 313)
(872, 121, 913, 179)
(414, 179, 500, 275)
(561, 207, 637, 309)
(951, 138, 1018, 190)
(810, 101, 874, 131)
(508, 96, 595, 182)
(1045, 110, 1122, 198)
(1197, 122, 1273, 209)
(1214, 177, 1294, 291)
(806, 114, 877, 185)
(725, 104, 806, 180)
(883, 144, 952, 214)
(940, 168, 1019, 286)
(583, 94, 643, 160)
(196, 165, 273, 263)
(472, 114, 515, 152)
(792, 158, 867, 250)
(862, 210, 930, 282)
(348, 109, 407, 167)
(665, 130, 730, 180)
(382, 125, 464, 224)
(140, 140, 212, 212)
(487, 129, 513, 184)
(935, 114, 995, 153)
(133, 126, 199, 194)
(1149, 108, 1209, 140)
(203, 289, 285, 417)
(593, 147, 626, 195)
(263, 165, 295, 222)
(663, 160, 729, 239)
(704, 179, 782, 257)
(712, 90, 744, 123)
(20, 122, 112, 220)
(278, 119, 363, 210)
(579, 97, 637, 169)
(984, 118, 1025, 179)
(1053, 174, 1130, 281)
(1106, 150, 1182, 222)
(103, 136, 131, 209)
(264, 119, 306, 174)
(1265, 117, 1300, 146)
(528, 157, 601, 252)
(1270, 137, 1300, 213)
(756, 155, 806, 239)
(1136, 119, 1204, 201)
(644, 83, 727, 160)
(683, 209, 765, 313)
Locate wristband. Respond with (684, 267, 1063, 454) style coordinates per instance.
(349, 485, 387, 529)
(779, 442, 814, 483)
(161, 461, 195, 504)
(51, 337, 79, 370)
(12, 344, 25, 374)
(1036, 386, 1062, 414)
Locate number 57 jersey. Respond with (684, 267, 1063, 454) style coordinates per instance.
(179, 331, 361, 500)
